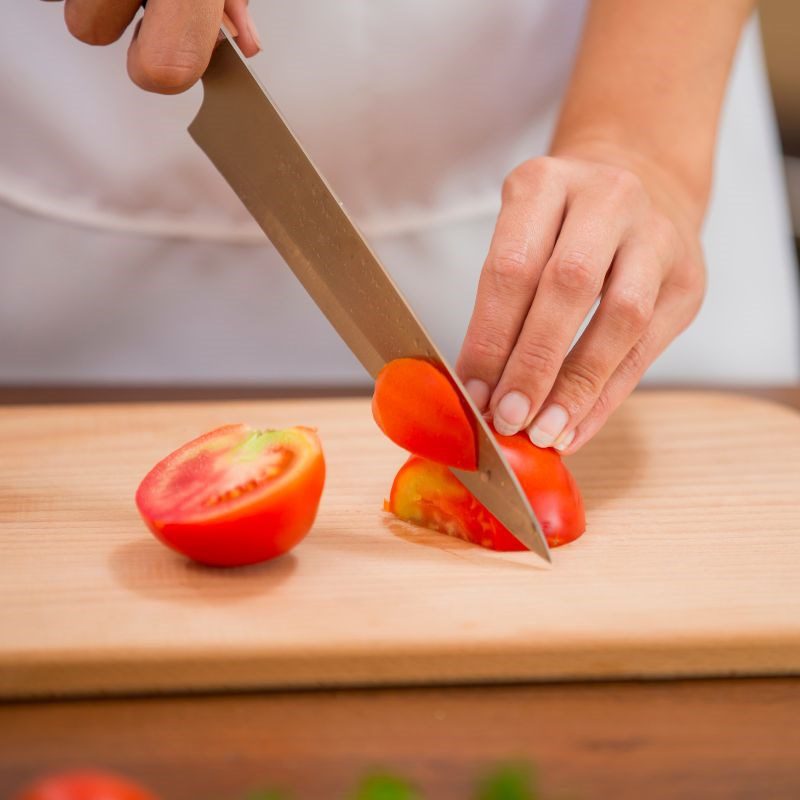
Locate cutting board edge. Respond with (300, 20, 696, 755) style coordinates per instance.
(3, 637, 800, 700)
(2, 388, 798, 420)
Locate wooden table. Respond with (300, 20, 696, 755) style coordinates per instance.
(2, 386, 799, 800)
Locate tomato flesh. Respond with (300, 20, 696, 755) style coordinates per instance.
(372, 358, 478, 470)
(136, 425, 325, 567)
(14, 771, 157, 800)
(389, 429, 585, 550)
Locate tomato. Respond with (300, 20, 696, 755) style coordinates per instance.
(136, 425, 325, 567)
(14, 770, 157, 800)
(372, 358, 477, 471)
(388, 429, 585, 549)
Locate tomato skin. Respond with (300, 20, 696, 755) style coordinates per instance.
(372, 358, 478, 471)
(136, 425, 325, 567)
(14, 771, 157, 800)
(389, 430, 585, 550)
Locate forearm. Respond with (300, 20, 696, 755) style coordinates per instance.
(551, 0, 755, 226)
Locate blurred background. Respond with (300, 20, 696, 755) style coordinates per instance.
(1, 2, 798, 394)
(761, 0, 800, 260)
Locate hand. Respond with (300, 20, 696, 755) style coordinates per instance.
(52, 0, 261, 93)
(456, 147, 706, 453)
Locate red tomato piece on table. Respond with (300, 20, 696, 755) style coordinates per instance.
(388, 429, 585, 550)
(14, 770, 158, 800)
(372, 358, 478, 470)
(136, 425, 325, 567)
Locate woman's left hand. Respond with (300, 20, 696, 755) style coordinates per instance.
(456, 145, 706, 453)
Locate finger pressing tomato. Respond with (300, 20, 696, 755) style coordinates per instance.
(456, 152, 705, 453)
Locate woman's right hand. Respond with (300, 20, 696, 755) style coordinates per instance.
(51, 0, 261, 94)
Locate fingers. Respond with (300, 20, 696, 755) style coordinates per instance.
(59, 0, 261, 90)
(456, 159, 566, 411)
(527, 239, 661, 449)
(224, 0, 261, 57)
(487, 179, 634, 435)
(64, 0, 141, 45)
(127, 0, 226, 93)
(457, 154, 705, 450)
(558, 281, 703, 454)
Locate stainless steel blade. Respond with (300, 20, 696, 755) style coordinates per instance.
(187, 34, 551, 563)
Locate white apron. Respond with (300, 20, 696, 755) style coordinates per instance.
(0, 2, 797, 385)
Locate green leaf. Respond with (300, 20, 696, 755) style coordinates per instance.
(350, 773, 423, 800)
(475, 765, 539, 800)
(241, 791, 291, 800)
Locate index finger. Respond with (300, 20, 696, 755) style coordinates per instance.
(456, 160, 566, 410)
(489, 193, 627, 434)
(63, 0, 142, 46)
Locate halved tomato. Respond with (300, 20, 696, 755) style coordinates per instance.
(372, 358, 477, 470)
(388, 429, 585, 550)
(136, 425, 325, 567)
(14, 770, 157, 800)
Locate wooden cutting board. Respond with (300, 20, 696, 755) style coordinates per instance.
(1, 391, 799, 698)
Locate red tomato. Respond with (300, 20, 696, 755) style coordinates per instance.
(14, 770, 157, 800)
(136, 425, 325, 567)
(372, 358, 478, 471)
(388, 429, 585, 549)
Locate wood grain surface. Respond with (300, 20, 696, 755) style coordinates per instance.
(1, 391, 800, 697)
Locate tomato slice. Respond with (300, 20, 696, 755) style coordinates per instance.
(136, 425, 325, 567)
(14, 770, 157, 800)
(388, 429, 585, 550)
(372, 358, 477, 470)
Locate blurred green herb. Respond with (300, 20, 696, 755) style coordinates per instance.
(240, 763, 547, 800)
(350, 773, 422, 800)
(475, 765, 539, 800)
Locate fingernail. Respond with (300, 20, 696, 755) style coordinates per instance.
(528, 404, 569, 448)
(553, 429, 575, 452)
(494, 391, 531, 436)
(247, 8, 262, 51)
(464, 379, 490, 411)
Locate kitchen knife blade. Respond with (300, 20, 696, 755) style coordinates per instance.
(187, 32, 551, 563)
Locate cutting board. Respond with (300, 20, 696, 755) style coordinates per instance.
(1, 391, 799, 698)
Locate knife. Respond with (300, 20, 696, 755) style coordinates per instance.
(187, 30, 551, 563)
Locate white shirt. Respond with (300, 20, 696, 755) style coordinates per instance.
(0, 2, 797, 385)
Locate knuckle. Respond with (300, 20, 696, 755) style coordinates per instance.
(133, 50, 206, 93)
(591, 388, 613, 422)
(559, 360, 606, 406)
(501, 171, 528, 205)
(501, 158, 558, 204)
(549, 251, 601, 295)
(519, 156, 559, 182)
(514, 340, 560, 377)
(617, 337, 649, 381)
(606, 286, 653, 331)
(465, 327, 511, 366)
(673, 258, 707, 298)
(605, 166, 643, 202)
(650, 215, 678, 261)
(486, 243, 531, 291)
